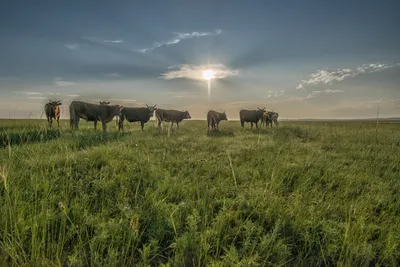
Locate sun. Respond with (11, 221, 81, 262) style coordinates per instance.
(203, 69, 216, 80)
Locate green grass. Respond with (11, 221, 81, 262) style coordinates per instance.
(0, 119, 399, 266)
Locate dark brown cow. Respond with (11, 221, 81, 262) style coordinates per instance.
(239, 107, 266, 129)
(207, 110, 227, 131)
(44, 100, 62, 127)
(117, 104, 157, 131)
(155, 109, 191, 130)
(69, 101, 123, 132)
(99, 101, 110, 105)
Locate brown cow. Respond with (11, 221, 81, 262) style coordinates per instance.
(69, 101, 123, 132)
(155, 109, 191, 130)
(44, 100, 62, 127)
(207, 110, 227, 131)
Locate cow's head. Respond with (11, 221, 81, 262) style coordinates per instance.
(100, 101, 110, 105)
(110, 105, 124, 117)
(49, 100, 62, 106)
(221, 111, 228, 121)
(185, 111, 191, 119)
(257, 107, 266, 117)
(146, 104, 157, 116)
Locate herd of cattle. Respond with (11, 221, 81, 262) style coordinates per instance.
(44, 100, 279, 132)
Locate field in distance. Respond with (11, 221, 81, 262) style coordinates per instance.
(0, 119, 399, 266)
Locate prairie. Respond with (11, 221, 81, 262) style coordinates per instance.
(0, 119, 399, 266)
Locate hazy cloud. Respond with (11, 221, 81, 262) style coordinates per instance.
(161, 63, 239, 81)
(298, 62, 399, 89)
(54, 77, 75, 87)
(81, 36, 124, 45)
(65, 44, 80, 50)
(137, 29, 222, 53)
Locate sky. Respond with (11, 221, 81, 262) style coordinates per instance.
(1, 0, 400, 119)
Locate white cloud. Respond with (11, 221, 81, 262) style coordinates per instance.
(67, 94, 80, 98)
(161, 63, 238, 81)
(137, 29, 222, 53)
(298, 62, 399, 89)
(26, 92, 43, 96)
(28, 96, 47, 100)
(303, 89, 345, 100)
(65, 44, 80, 50)
(54, 78, 75, 87)
(81, 36, 124, 44)
(324, 89, 345, 93)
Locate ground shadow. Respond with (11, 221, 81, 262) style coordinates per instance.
(68, 131, 130, 150)
(0, 129, 61, 148)
(207, 130, 235, 138)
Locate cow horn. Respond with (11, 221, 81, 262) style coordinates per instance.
(146, 104, 150, 108)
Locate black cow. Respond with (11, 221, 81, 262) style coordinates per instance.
(117, 104, 157, 131)
(239, 107, 266, 129)
(44, 100, 62, 127)
(155, 109, 191, 130)
(207, 110, 228, 131)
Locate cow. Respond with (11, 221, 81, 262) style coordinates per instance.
(44, 100, 62, 127)
(117, 104, 157, 131)
(239, 107, 266, 129)
(155, 109, 191, 130)
(69, 101, 123, 132)
(270, 112, 279, 127)
(207, 110, 228, 131)
(261, 111, 274, 128)
(99, 101, 110, 105)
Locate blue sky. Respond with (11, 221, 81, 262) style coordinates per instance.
(1, 0, 399, 119)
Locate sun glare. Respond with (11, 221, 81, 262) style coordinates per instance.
(203, 69, 216, 80)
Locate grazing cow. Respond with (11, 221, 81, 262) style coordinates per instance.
(44, 100, 62, 127)
(207, 110, 228, 131)
(69, 101, 123, 132)
(99, 101, 110, 105)
(117, 104, 157, 131)
(239, 107, 266, 129)
(155, 109, 191, 130)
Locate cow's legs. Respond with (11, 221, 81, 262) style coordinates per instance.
(177, 122, 180, 129)
(251, 122, 253, 129)
(102, 121, 107, 132)
(94, 120, 97, 131)
(170, 122, 174, 130)
(158, 120, 163, 131)
(256, 122, 258, 129)
(141, 122, 145, 131)
(56, 117, 60, 128)
(240, 120, 244, 127)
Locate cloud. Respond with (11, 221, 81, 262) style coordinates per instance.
(297, 62, 399, 89)
(65, 44, 80, 50)
(161, 64, 239, 81)
(81, 37, 124, 45)
(54, 77, 75, 87)
(324, 89, 345, 93)
(303, 89, 346, 100)
(28, 96, 47, 100)
(266, 90, 285, 98)
(105, 73, 121, 78)
(26, 92, 43, 96)
(137, 29, 222, 53)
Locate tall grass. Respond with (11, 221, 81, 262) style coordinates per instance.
(0, 119, 399, 266)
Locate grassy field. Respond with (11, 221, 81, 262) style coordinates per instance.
(0, 119, 399, 266)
